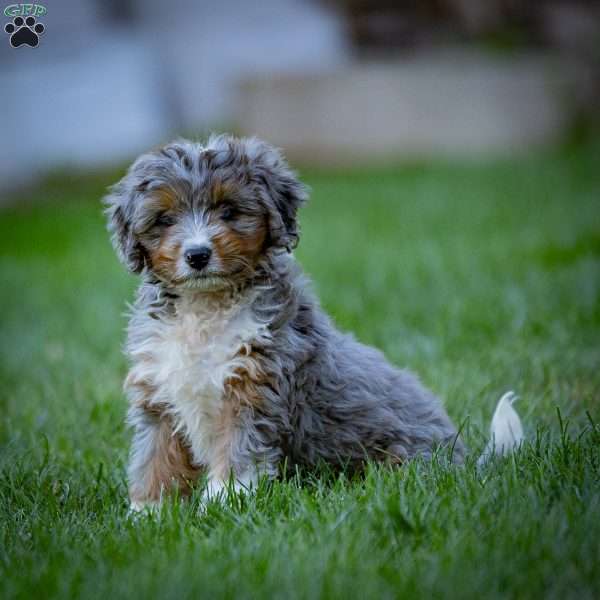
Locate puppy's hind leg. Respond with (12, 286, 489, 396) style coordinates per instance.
(127, 405, 201, 512)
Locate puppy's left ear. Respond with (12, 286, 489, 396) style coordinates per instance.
(247, 139, 309, 251)
(103, 172, 147, 274)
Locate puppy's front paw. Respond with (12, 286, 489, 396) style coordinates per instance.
(198, 475, 256, 513)
(128, 500, 160, 515)
(201, 478, 228, 504)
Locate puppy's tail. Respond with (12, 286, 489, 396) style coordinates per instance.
(477, 391, 524, 466)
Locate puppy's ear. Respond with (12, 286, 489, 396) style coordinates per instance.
(103, 165, 148, 274)
(246, 139, 309, 251)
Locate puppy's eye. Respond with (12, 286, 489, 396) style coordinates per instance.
(221, 205, 238, 222)
(154, 213, 176, 228)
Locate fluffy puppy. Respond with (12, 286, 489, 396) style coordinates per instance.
(105, 135, 467, 509)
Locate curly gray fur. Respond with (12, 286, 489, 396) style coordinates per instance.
(104, 134, 464, 506)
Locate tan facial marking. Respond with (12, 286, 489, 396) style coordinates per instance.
(154, 187, 177, 211)
(149, 233, 181, 279)
(210, 179, 237, 205)
(212, 222, 267, 270)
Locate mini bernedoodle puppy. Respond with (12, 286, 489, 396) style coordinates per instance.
(105, 134, 522, 510)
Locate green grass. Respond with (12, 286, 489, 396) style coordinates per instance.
(1, 142, 599, 599)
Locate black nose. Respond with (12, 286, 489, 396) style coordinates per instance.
(185, 246, 212, 271)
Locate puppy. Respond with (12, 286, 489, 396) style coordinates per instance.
(105, 135, 519, 509)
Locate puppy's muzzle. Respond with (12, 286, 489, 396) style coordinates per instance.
(185, 246, 212, 271)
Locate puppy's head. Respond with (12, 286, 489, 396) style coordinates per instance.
(104, 135, 307, 291)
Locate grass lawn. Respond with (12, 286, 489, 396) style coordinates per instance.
(1, 140, 599, 599)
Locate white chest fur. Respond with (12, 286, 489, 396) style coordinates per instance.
(127, 292, 268, 467)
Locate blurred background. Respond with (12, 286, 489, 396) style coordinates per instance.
(1, 0, 599, 196)
(2, 4, 600, 596)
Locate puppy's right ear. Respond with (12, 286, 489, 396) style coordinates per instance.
(103, 172, 147, 274)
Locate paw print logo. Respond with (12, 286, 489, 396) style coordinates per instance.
(4, 15, 45, 47)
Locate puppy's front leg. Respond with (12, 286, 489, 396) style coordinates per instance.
(127, 405, 201, 511)
(202, 402, 280, 504)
